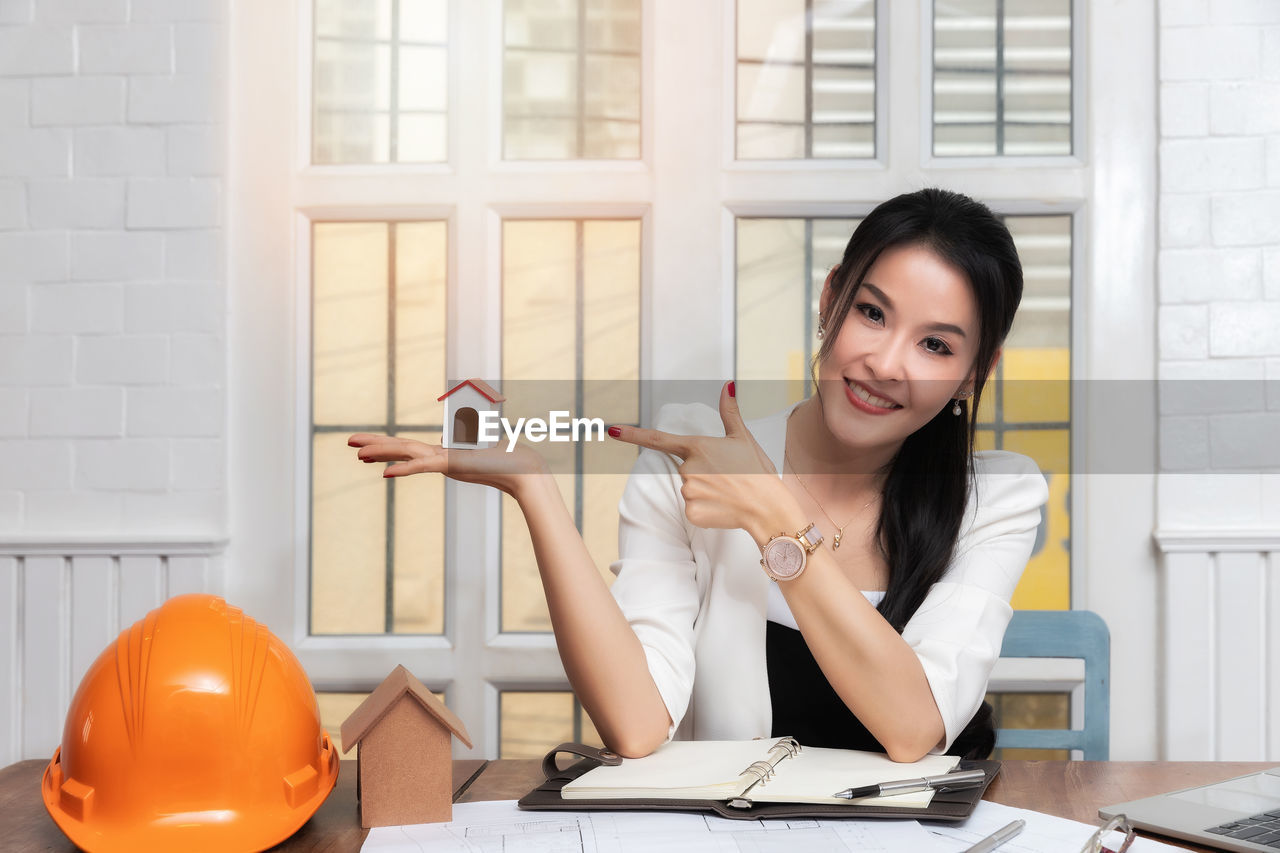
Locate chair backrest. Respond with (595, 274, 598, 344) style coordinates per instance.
(996, 609, 1110, 760)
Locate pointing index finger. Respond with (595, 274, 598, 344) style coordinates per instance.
(608, 425, 694, 460)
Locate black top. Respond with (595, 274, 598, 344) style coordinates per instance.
(766, 619, 995, 760)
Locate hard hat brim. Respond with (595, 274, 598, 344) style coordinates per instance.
(41, 733, 340, 853)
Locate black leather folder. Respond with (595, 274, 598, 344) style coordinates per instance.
(518, 742, 999, 822)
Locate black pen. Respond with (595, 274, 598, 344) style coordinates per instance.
(831, 768, 987, 799)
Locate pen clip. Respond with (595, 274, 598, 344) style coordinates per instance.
(927, 768, 988, 791)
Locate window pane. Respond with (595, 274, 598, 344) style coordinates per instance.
(986, 691, 1070, 759)
(501, 219, 641, 632)
(313, 0, 449, 164)
(317, 692, 371, 757)
(933, 0, 1072, 157)
(395, 222, 448, 424)
(582, 220, 640, 423)
(500, 691, 574, 759)
(976, 214, 1071, 609)
(314, 222, 389, 427)
(311, 221, 447, 635)
(312, 431, 387, 633)
(393, 432, 445, 633)
(1005, 214, 1071, 349)
(737, 0, 877, 160)
(499, 691, 603, 758)
(734, 217, 859, 420)
(503, 0, 641, 160)
(398, 45, 448, 112)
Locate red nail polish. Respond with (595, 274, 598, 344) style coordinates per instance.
(608, 426, 622, 437)
(728, 381, 736, 398)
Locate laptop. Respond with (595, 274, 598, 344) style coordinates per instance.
(1099, 767, 1280, 852)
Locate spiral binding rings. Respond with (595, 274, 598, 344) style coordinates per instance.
(729, 736, 803, 808)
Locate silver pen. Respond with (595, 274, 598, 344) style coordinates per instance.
(962, 818, 1025, 853)
(831, 768, 988, 799)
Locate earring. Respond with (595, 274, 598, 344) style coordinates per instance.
(816, 314, 825, 340)
(952, 400, 962, 416)
(952, 390, 972, 416)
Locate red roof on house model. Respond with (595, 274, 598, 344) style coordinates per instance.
(436, 379, 506, 404)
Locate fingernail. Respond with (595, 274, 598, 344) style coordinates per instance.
(608, 426, 622, 437)
(728, 381, 736, 398)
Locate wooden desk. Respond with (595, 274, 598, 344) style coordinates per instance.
(1, 758, 1272, 851)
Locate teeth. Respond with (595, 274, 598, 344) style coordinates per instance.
(848, 381, 900, 409)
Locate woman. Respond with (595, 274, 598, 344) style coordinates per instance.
(350, 188, 1049, 763)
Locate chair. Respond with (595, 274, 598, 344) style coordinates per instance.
(995, 609, 1110, 760)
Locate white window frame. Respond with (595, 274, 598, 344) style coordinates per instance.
(227, 0, 1157, 759)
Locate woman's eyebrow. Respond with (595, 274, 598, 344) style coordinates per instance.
(860, 281, 968, 338)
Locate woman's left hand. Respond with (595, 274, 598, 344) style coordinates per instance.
(608, 382, 799, 540)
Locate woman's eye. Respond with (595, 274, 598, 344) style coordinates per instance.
(857, 304, 884, 324)
(922, 337, 953, 355)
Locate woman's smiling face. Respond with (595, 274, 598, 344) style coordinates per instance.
(817, 243, 987, 454)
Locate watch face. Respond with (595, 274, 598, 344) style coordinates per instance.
(763, 538, 805, 580)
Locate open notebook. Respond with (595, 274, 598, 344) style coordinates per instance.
(562, 737, 960, 808)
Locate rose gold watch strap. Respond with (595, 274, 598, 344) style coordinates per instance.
(797, 523, 823, 553)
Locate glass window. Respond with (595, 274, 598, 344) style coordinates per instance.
(737, 0, 877, 160)
(499, 691, 603, 758)
(985, 691, 1070, 759)
(500, 219, 641, 632)
(503, 0, 642, 160)
(734, 216, 859, 418)
(317, 692, 370, 756)
(311, 221, 448, 634)
(933, 0, 1072, 157)
(976, 214, 1071, 609)
(313, 0, 449, 164)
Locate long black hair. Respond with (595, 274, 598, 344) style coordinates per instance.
(812, 188, 1023, 632)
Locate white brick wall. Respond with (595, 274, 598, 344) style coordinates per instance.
(1158, 5, 1280, 523)
(0, 0, 226, 533)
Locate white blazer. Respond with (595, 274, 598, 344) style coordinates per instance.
(607, 400, 1050, 752)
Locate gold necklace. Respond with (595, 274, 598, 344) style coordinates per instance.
(783, 447, 878, 551)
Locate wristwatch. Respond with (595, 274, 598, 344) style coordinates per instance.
(760, 523, 824, 582)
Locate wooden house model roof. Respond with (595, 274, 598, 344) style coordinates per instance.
(436, 379, 506, 404)
(339, 664, 473, 751)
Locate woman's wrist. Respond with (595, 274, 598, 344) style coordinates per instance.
(744, 480, 810, 549)
(508, 455, 554, 503)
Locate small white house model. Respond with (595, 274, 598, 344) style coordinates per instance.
(437, 379, 506, 449)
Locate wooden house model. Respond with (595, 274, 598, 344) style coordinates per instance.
(339, 664, 474, 827)
(437, 379, 505, 449)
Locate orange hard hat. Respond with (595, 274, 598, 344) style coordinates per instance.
(41, 594, 338, 852)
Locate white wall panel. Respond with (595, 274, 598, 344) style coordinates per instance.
(1158, 534, 1280, 760)
(0, 557, 18, 766)
(1269, 551, 1280, 761)
(1162, 550, 1215, 758)
(22, 555, 66, 760)
(0, 538, 222, 762)
(118, 554, 164, 628)
(168, 554, 205, 596)
(1215, 551, 1267, 759)
(69, 555, 114, 688)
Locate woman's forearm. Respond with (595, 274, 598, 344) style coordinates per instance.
(514, 474, 673, 757)
(746, 490, 947, 762)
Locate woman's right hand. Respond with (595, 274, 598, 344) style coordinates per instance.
(348, 434, 549, 497)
